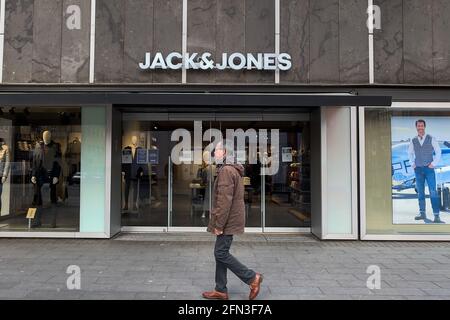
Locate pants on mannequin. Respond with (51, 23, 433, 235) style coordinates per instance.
(124, 178, 140, 211)
(32, 173, 58, 228)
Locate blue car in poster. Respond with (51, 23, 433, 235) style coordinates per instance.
(392, 141, 450, 192)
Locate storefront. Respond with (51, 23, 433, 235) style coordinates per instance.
(0, 91, 378, 239)
(0, 0, 449, 241)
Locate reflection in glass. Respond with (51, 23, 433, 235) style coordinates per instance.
(120, 118, 311, 229)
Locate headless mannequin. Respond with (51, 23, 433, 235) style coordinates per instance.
(32, 131, 58, 185)
(31, 130, 61, 228)
(122, 136, 144, 211)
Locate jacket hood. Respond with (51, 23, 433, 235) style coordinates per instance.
(222, 163, 245, 177)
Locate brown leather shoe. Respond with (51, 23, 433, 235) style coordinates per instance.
(249, 273, 263, 300)
(202, 290, 229, 300)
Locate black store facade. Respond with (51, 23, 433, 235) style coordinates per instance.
(0, 0, 450, 241)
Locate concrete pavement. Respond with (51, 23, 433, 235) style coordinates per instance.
(1, 233, 450, 300)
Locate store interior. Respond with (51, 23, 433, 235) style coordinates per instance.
(120, 118, 311, 229)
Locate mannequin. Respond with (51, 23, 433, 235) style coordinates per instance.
(198, 150, 216, 218)
(122, 135, 144, 212)
(31, 130, 62, 228)
(0, 138, 10, 212)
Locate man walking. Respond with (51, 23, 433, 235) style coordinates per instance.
(202, 140, 263, 300)
(408, 119, 443, 223)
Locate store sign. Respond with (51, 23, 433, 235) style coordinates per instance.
(139, 52, 292, 71)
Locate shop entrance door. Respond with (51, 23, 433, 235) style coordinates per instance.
(169, 118, 263, 231)
(120, 113, 311, 233)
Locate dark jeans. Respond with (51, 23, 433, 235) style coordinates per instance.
(33, 175, 58, 226)
(124, 178, 139, 209)
(415, 166, 440, 215)
(214, 234, 256, 293)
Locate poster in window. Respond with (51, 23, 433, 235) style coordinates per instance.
(122, 149, 132, 164)
(391, 116, 450, 224)
(136, 148, 148, 164)
(282, 147, 293, 162)
(148, 149, 159, 164)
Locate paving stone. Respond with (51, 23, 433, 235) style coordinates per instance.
(24, 289, 84, 300)
(352, 295, 406, 300)
(422, 288, 450, 296)
(373, 288, 426, 296)
(268, 286, 322, 295)
(433, 281, 450, 289)
(80, 291, 137, 300)
(385, 280, 441, 289)
(319, 287, 375, 296)
(0, 289, 33, 299)
(2, 236, 450, 299)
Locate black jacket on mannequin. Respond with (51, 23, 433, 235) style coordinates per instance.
(122, 146, 145, 180)
(32, 141, 62, 181)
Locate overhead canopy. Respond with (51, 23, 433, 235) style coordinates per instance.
(0, 90, 392, 107)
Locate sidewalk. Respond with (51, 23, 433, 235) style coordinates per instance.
(1, 233, 450, 300)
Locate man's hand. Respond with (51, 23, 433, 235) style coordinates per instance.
(428, 163, 435, 169)
(214, 228, 223, 236)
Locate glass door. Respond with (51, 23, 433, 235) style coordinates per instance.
(212, 120, 263, 229)
(121, 119, 170, 227)
(169, 120, 264, 230)
(121, 114, 311, 232)
(263, 121, 311, 229)
(169, 120, 212, 228)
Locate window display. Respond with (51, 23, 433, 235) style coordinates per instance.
(0, 138, 10, 214)
(0, 107, 81, 231)
(122, 135, 146, 212)
(364, 108, 450, 236)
